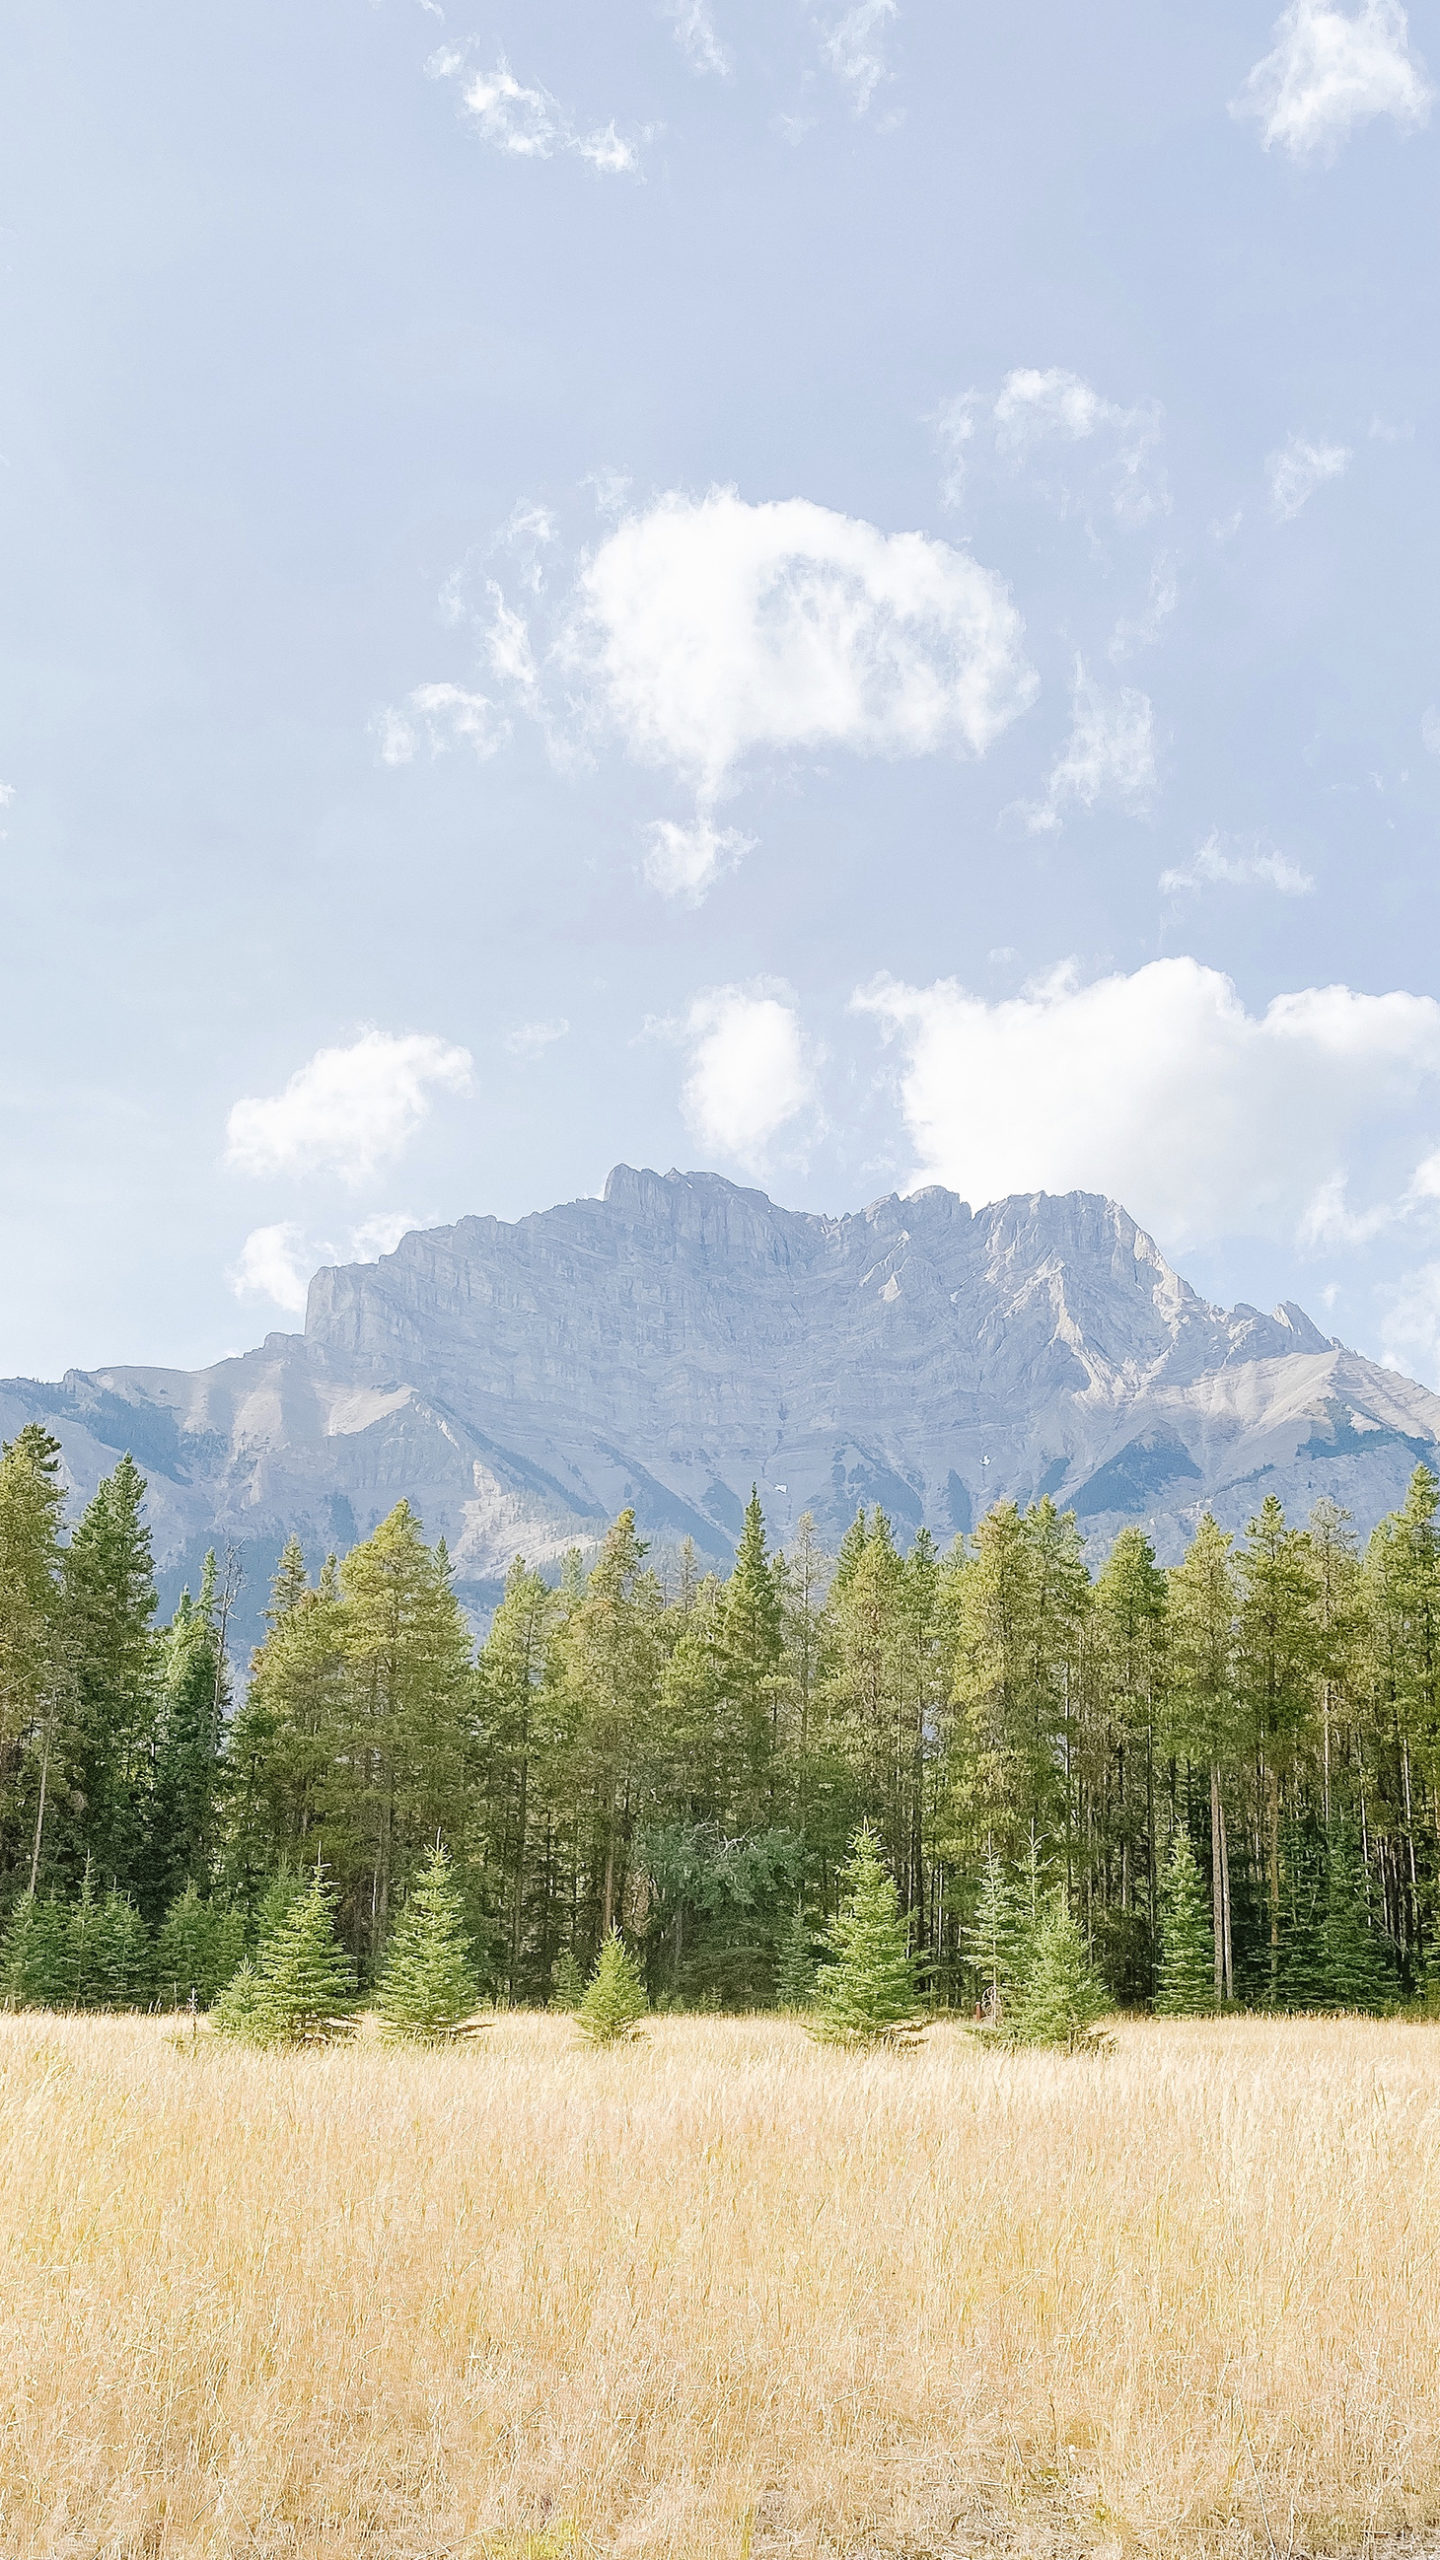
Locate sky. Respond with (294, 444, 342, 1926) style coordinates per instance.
(6, 0, 1440, 1384)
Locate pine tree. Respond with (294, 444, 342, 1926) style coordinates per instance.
(1319, 1820, 1395, 2012)
(58, 1456, 159, 1894)
(375, 1844, 481, 2040)
(154, 1882, 247, 2009)
(1155, 1829, 1217, 2015)
(0, 1892, 68, 2008)
(91, 1889, 150, 2008)
(808, 1823, 925, 2046)
(548, 1949, 585, 2010)
(774, 1906, 820, 2010)
(1003, 1892, 1111, 2051)
(0, 1424, 67, 1887)
(575, 1927, 649, 2045)
(144, 1556, 232, 1912)
(64, 1865, 106, 2007)
(216, 1865, 357, 2046)
(965, 1839, 1022, 2023)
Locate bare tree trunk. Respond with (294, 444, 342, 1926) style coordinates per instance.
(28, 1716, 52, 1895)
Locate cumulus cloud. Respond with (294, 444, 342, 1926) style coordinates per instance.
(561, 489, 1035, 806)
(856, 957, 1440, 1254)
(1234, 0, 1432, 159)
(225, 1032, 474, 1185)
(229, 1223, 313, 1315)
(1022, 661, 1155, 833)
(377, 683, 508, 766)
(644, 816, 755, 902)
(814, 0, 898, 113)
(665, 0, 730, 75)
(675, 985, 819, 1166)
(1159, 833, 1314, 896)
(940, 368, 1167, 526)
(426, 48, 642, 174)
(1268, 434, 1351, 520)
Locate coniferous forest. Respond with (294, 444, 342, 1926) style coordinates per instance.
(3, 1414, 1440, 2016)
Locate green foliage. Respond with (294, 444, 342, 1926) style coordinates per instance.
(375, 1844, 481, 2041)
(774, 1906, 820, 2010)
(964, 1840, 1024, 2023)
(1319, 1820, 1395, 2012)
(575, 1928, 649, 2045)
(0, 1893, 69, 2008)
(154, 1881, 247, 2009)
(1155, 1829, 1216, 2016)
(1000, 1892, 1111, 2051)
(808, 1824, 925, 2047)
(215, 1865, 357, 2046)
(548, 1949, 585, 2010)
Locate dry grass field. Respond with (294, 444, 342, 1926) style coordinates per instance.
(2, 2012, 1439, 2560)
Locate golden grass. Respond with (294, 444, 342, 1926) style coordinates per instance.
(1, 2012, 1439, 2560)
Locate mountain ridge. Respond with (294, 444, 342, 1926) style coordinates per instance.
(4, 1166, 1437, 1648)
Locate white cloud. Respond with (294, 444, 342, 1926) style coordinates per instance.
(1234, 0, 1432, 159)
(348, 1210, 421, 1260)
(942, 368, 1167, 526)
(644, 816, 755, 902)
(814, 0, 898, 113)
(504, 1018, 571, 1059)
(856, 957, 1440, 1254)
(427, 49, 642, 174)
(229, 1224, 313, 1316)
(1268, 434, 1351, 520)
(377, 682, 508, 766)
(225, 1031, 474, 1186)
(677, 985, 819, 1165)
(1022, 660, 1155, 833)
(1159, 833, 1314, 896)
(665, 0, 730, 75)
(560, 488, 1035, 807)
(1380, 1262, 1440, 1378)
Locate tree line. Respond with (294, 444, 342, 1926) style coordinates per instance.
(3, 1414, 1439, 2013)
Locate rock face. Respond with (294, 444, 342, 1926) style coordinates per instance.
(4, 1166, 1439, 1643)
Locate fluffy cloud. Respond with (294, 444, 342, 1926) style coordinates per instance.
(665, 1, 730, 75)
(377, 683, 508, 767)
(1022, 661, 1155, 833)
(562, 489, 1035, 808)
(1234, 0, 1432, 160)
(504, 1018, 571, 1059)
(856, 957, 1440, 1254)
(426, 49, 641, 173)
(644, 816, 755, 902)
(1159, 834, 1314, 896)
(225, 1032, 474, 1185)
(940, 368, 1167, 525)
(814, 1, 898, 113)
(228, 1223, 313, 1315)
(1268, 434, 1351, 520)
(677, 986, 819, 1164)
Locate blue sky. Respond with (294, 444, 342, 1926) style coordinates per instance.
(6, 0, 1440, 1383)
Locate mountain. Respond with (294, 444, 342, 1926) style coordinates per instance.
(4, 1165, 1439, 1647)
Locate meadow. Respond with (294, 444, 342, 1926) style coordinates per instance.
(2, 2012, 1439, 2560)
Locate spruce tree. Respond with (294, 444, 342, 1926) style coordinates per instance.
(0, 1892, 68, 2008)
(808, 1824, 925, 2047)
(548, 1949, 585, 2010)
(1319, 1820, 1395, 2012)
(154, 1882, 246, 2009)
(91, 1889, 150, 2008)
(145, 1556, 232, 1913)
(1003, 1892, 1110, 2051)
(774, 1906, 820, 2010)
(216, 1864, 357, 2046)
(374, 1844, 481, 2040)
(59, 1456, 160, 1894)
(0, 1425, 67, 1886)
(965, 1840, 1022, 2024)
(575, 1928, 649, 2045)
(64, 1866, 105, 2007)
(1155, 1829, 1217, 2015)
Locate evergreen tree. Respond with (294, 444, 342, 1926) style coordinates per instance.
(575, 1927, 649, 2045)
(154, 1881, 246, 2009)
(965, 1839, 1022, 2023)
(0, 1425, 67, 1884)
(548, 1949, 585, 2010)
(774, 1906, 820, 2010)
(0, 1892, 68, 2008)
(1154, 1829, 1216, 2015)
(1167, 1514, 1241, 2003)
(90, 1889, 150, 2008)
(144, 1555, 232, 1913)
(1002, 1891, 1111, 2051)
(216, 1864, 357, 2045)
(1319, 1820, 1395, 2012)
(57, 1456, 159, 1893)
(375, 1843, 481, 2040)
(808, 1823, 925, 2046)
